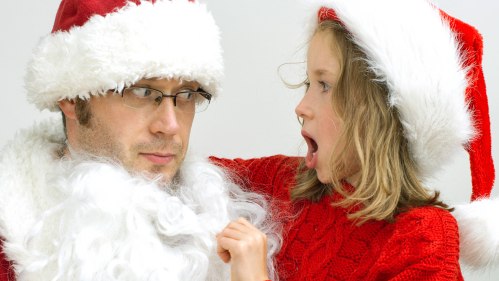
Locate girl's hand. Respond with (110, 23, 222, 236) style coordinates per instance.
(216, 217, 269, 281)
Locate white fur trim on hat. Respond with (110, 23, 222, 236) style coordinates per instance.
(453, 197, 499, 272)
(302, 0, 475, 182)
(25, 0, 223, 112)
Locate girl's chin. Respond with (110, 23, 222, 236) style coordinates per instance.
(316, 168, 362, 187)
(316, 168, 332, 184)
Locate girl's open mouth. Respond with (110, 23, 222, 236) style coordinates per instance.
(302, 131, 318, 169)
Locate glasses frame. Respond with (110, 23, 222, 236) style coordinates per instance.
(119, 86, 212, 113)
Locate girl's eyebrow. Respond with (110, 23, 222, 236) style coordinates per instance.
(314, 69, 333, 76)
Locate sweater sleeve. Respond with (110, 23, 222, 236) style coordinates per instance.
(209, 155, 300, 199)
(360, 207, 463, 281)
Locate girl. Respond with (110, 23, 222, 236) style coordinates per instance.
(214, 0, 496, 280)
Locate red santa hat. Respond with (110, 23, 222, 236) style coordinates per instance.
(303, 0, 496, 271)
(25, 0, 223, 112)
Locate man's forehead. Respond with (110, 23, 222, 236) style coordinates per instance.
(133, 78, 200, 87)
(137, 77, 198, 83)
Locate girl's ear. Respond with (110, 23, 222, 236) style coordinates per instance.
(58, 99, 77, 120)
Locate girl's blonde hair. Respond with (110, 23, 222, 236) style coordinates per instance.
(292, 20, 451, 224)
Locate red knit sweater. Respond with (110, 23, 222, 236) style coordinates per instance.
(210, 155, 464, 281)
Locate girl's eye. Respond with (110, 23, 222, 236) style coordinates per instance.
(320, 81, 331, 92)
(302, 78, 311, 92)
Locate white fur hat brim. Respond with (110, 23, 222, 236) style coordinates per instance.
(25, 0, 223, 112)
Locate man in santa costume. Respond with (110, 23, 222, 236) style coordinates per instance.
(0, 0, 279, 280)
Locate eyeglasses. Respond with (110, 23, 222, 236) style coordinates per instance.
(120, 86, 212, 113)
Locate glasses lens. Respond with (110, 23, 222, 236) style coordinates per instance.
(122, 87, 161, 109)
(194, 92, 211, 113)
(176, 92, 210, 113)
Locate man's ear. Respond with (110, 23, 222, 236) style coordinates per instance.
(58, 99, 77, 120)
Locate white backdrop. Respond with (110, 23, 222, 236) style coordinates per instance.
(1, 0, 498, 279)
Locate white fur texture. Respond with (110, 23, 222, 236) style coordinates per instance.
(453, 198, 499, 272)
(26, 0, 223, 112)
(0, 119, 280, 280)
(302, 0, 474, 182)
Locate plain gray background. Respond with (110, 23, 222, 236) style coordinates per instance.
(1, 0, 498, 279)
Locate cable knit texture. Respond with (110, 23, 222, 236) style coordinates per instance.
(210, 155, 464, 281)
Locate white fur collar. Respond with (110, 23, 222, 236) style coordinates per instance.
(0, 119, 279, 280)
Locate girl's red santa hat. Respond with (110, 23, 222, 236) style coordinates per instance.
(26, 0, 223, 112)
(303, 0, 496, 271)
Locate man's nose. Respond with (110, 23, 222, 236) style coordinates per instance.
(149, 97, 180, 136)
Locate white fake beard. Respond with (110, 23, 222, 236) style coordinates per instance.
(17, 154, 281, 281)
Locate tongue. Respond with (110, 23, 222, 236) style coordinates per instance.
(305, 145, 318, 169)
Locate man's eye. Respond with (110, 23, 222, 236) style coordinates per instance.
(130, 88, 151, 98)
(177, 92, 194, 100)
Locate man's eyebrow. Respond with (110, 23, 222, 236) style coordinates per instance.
(173, 83, 199, 93)
(177, 81, 200, 88)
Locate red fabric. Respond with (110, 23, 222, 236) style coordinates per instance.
(52, 0, 139, 33)
(0, 243, 15, 281)
(52, 0, 195, 33)
(317, 5, 494, 202)
(439, 11, 495, 201)
(211, 155, 464, 281)
(318, 7, 340, 24)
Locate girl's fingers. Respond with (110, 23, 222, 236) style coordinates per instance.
(219, 227, 249, 241)
(234, 217, 261, 232)
(216, 217, 268, 261)
(217, 235, 250, 263)
(217, 227, 267, 257)
(224, 219, 251, 234)
(216, 238, 232, 263)
(215, 218, 270, 281)
(224, 217, 262, 235)
(218, 235, 259, 257)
